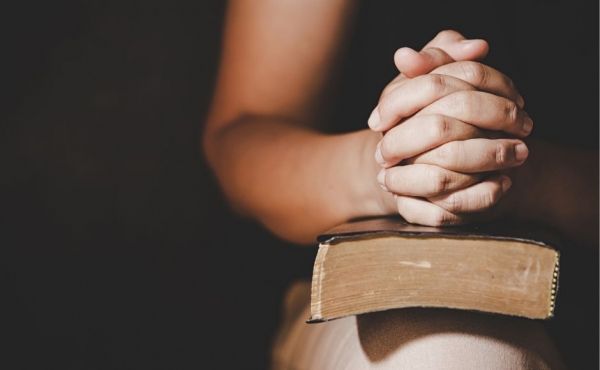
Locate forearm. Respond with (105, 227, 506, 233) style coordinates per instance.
(204, 116, 392, 244)
(514, 140, 598, 247)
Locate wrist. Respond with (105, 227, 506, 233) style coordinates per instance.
(355, 130, 397, 217)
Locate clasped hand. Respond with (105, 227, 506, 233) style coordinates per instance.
(369, 30, 532, 226)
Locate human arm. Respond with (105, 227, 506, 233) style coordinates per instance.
(203, 1, 491, 244)
(204, 0, 379, 244)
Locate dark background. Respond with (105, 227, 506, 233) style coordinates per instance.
(3, 1, 598, 369)
(4, 2, 315, 369)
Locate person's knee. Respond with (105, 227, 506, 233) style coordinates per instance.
(356, 308, 565, 370)
(272, 290, 565, 370)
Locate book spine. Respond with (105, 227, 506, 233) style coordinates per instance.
(308, 243, 330, 322)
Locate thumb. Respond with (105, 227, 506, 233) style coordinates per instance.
(395, 30, 489, 78)
(424, 29, 489, 61)
(394, 46, 454, 78)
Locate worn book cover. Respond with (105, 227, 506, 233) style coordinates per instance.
(309, 217, 561, 322)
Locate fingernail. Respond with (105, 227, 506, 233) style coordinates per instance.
(368, 107, 381, 130)
(517, 94, 525, 108)
(375, 141, 386, 166)
(500, 176, 512, 192)
(515, 143, 529, 162)
(522, 117, 533, 135)
(377, 169, 388, 191)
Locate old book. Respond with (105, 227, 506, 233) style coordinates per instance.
(309, 217, 560, 322)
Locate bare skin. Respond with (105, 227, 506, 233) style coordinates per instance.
(204, 0, 598, 246)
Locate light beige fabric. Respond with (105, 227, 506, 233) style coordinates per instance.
(271, 281, 566, 370)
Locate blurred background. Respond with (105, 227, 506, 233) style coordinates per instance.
(4, 2, 315, 368)
(3, 1, 597, 369)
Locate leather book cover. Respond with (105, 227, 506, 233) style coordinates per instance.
(317, 217, 563, 251)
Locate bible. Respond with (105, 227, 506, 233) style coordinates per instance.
(309, 217, 560, 322)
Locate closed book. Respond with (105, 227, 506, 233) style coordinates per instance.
(309, 217, 560, 322)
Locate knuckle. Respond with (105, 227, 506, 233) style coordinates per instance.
(429, 168, 451, 194)
(505, 100, 519, 124)
(477, 186, 501, 210)
(427, 115, 450, 142)
(430, 209, 451, 226)
(494, 142, 509, 165)
(461, 61, 487, 86)
(442, 194, 462, 213)
(424, 74, 447, 96)
(482, 186, 502, 208)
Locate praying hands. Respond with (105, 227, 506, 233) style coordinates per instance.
(369, 30, 532, 225)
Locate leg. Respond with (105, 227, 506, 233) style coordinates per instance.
(272, 281, 566, 370)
